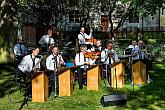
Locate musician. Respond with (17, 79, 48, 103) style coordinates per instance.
(46, 46, 65, 96)
(14, 36, 27, 63)
(125, 40, 138, 55)
(75, 45, 96, 89)
(94, 40, 104, 52)
(39, 29, 55, 52)
(128, 40, 138, 49)
(132, 40, 147, 60)
(18, 46, 40, 81)
(46, 46, 65, 71)
(78, 27, 92, 50)
(94, 40, 104, 64)
(101, 42, 119, 82)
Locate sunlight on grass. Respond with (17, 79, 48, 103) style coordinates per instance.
(0, 61, 165, 110)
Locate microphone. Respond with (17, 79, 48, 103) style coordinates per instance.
(107, 50, 114, 55)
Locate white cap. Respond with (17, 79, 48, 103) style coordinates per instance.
(17, 35, 23, 39)
(50, 41, 55, 44)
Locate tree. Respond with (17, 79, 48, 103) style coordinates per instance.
(0, 0, 18, 63)
(96, 0, 165, 38)
(19, 0, 69, 27)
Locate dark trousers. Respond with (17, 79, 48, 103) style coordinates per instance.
(15, 55, 24, 64)
(49, 71, 59, 95)
(102, 64, 111, 83)
(77, 68, 86, 89)
(16, 69, 32, 97)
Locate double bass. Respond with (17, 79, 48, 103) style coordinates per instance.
(84, 51, 101, 59)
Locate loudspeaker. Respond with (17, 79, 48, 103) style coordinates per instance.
(100, 94, 127, 107)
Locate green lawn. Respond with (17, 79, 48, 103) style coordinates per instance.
(0, 62, 165, 110)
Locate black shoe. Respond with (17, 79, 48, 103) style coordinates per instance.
(79, 86, 83, 90)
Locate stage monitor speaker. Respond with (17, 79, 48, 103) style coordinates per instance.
(100, 94, 127, 107)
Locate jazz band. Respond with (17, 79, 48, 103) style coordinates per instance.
(15, 27, 149, 97)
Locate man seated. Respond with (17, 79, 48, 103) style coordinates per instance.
(75, 45, 96, 90)
(14, 36, 27, 63)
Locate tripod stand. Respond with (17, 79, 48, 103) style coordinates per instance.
(18, 71, 32, 110)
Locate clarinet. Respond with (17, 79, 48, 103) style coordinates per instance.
(32, 55, 43, 72)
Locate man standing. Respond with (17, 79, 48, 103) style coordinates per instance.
(78, 27, 92, 50)
(101, 42, 119, 82)
(39, 29, 55, 52)
(125, 40, 138, 55)
(132, 40, 147, 60)
(17, 46, 41, 97)
(46, 46, 65, 96)
(75, 45, 96, 89)
(18, 46, 41, 80)
(46, 46, 65, 71)
(128, 40, 138, 49)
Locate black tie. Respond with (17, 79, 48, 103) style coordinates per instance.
(48, 37, 51, 45)
(84, 54, 87, 71)
(32, 57, 35, 68)
(139, 51, 142, 59)
(19, 43, 23, 54)
(53, 56, 57, 70)
(107, 51, 111, 64)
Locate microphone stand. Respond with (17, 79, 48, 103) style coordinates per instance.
(53, 56, 58, 97)
(131, 55, 135, 94)
(130, 48, 137, 94)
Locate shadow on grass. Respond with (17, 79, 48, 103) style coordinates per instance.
(0, 61, 165, 110)
(123, 61, 165, 110)
(0, 62, 18, 98)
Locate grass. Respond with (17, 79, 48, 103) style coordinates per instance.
(0, 61, 165, 110)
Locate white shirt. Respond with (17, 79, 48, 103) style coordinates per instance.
(128, 45, 138, 49)
(75, 52, 95, 69)
(101, 49, 119, 64)
(46, 54, 65, 71)
(78, 32, 91, 44)
(14, 43, 27, 56)
(18, 54, 40, 73)
(39, 35, 54, 47)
